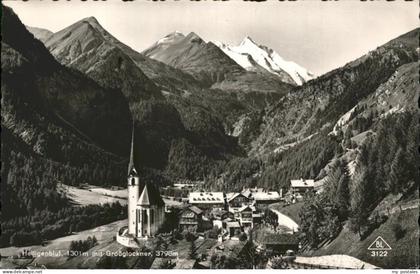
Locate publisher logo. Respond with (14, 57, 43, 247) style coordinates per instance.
(368, 236, 391, 257)
(368, 236, 392, 251)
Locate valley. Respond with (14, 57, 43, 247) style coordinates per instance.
(1, 2, 418, 270)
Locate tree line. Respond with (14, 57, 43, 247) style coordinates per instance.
(299, 112, 418, 247)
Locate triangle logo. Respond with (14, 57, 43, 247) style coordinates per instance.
(368, 236, 392, 250)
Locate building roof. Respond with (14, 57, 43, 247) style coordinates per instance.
(150, 258, 168, 269)
(127, 125, 164, 207)
(174, 259, 197, 269)
(290, 179, 315, 188)
(137, 183, 165, 207)
(226, 192, 248, 202)
(226, 192, 236, 201)
(225, 220, 241, 228)
(242, 188, 264, 198)
(127, 124, 139, 176)
(237, 205, 253, 212)
(262, 233, 299, 245)
(189, 192, 224, 204)
(183, 205, 203, 215)
(314, 178, 326, 189)
(241, 188, 280, 201)
(210, 208, 232, 220)
(252, 191, 281, 201)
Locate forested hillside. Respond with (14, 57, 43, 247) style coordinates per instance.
(2, 6, 131, 247)
(40, 16, 245, 176)
(2, 3, 418, 257)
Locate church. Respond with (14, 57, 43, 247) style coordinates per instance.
(127, 128, 165, 238)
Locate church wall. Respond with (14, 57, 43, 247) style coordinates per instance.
(128, 176, 139, 235)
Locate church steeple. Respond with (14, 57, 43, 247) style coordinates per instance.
(128, 123, 138, 177)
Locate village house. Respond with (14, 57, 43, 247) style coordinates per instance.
(188, 192, 225, 210)
(233, 205, 254, 229)
(173, 183, 196, 190)
(242, 188, 281, 207)
(252, 211, 264, 224)
(224, 219, 243, 240)
(261, 233, 299, 256)
(211, 208, 234, 229)
(210, 208, 234, 220)
(290, 179, 315, 195)
(179, 206, 203, 232)
(226, 192, 251, 208)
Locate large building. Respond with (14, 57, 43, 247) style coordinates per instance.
(290, 179, 315, 195)
(242, 188, 281, 206)
(188, 192, 225, 209)
(127, 129, 165, 238)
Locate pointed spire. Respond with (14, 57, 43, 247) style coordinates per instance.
(128, 121, 138, 176)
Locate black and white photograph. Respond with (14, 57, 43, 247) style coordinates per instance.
(0, 0, 418, 271)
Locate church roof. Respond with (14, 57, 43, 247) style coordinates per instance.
(127, 124, 164, 207)
(128, 124, 139, 176)
(137, 183, 165, 207)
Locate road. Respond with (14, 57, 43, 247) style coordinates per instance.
(270, 209, 299, 233)
(267, 255, 379, 269)
(294, 254, 379, 269)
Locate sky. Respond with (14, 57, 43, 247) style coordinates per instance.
(4, 0, 418, 75)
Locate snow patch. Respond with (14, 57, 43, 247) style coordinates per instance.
(214, 37, 315, 85)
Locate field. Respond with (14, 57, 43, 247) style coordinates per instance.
(58, 184, 183, 208)
(89, 186, 128, 199)
(0, 220, 127, 268)
(58, 184, 128, 206)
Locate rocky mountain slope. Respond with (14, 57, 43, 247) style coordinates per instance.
(30, 16, 243, 176)
(3, 5, 418, 265)
(2, 7, 132, 157)
(208, 27, 418, 193)
(1, 5, 134, 227)
(215, 37, 315, 85)
(251, 28, 419, 156)
(26, 25, 53, 42)
(143, 31, 294, 95)
(143, 31, 244, 86)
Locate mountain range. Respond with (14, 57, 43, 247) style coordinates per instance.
(8, 6, 417, 185)
(142, 31, 314, 87)
(2, 4, 419, 266)
(215, 37, 315, 85)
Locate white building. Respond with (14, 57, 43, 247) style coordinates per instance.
(242, 188, 281, 205)
(127, 129, 165, 238)
(188, 192, 225, 209)
(290, 179, 315, 195)
(230, 205, 254, 229)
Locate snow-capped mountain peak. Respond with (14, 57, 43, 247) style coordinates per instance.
(240, 36, 257, 46)
(157, 31, 185, 45)
(215, 36, 315, 85)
